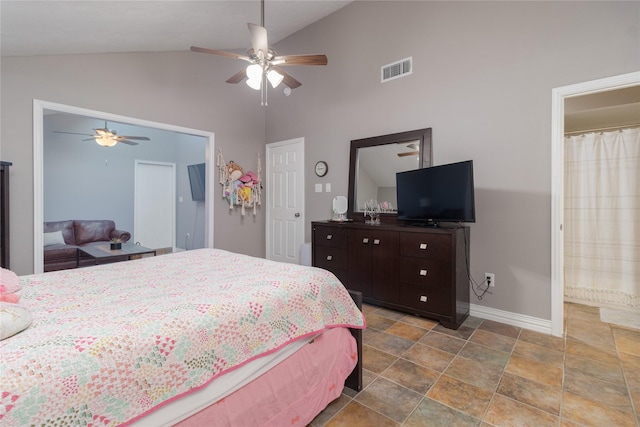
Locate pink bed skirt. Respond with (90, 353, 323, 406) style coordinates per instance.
(174, 327, 357, 427)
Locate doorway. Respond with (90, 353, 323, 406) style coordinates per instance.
(33, 100, 216, 273)
(265, 137, 305, 264)
(550, 71, 640, 336)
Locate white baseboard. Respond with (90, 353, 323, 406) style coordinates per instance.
(469, 303, 553, 336)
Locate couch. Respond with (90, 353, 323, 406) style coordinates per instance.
(43, 220, 131, 272)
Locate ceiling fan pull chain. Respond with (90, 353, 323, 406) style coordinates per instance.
(262, 73, 267, 107)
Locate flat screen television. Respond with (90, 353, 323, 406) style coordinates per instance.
(396, 160, 475, 225)
(187, 163, 206, 202)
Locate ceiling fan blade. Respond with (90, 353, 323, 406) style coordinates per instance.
(273, 66, 302, 89)
(397, 151, 419, 157)
(117, 136, 150, 141)
(82, 138, 97, 141)
(190, 46, 252, 62)
(226, 69, 247, 84)
(118, 140, 139, 146)
(272, 54, 328, 66)
(248, 23, 268, 59)
(53, 131, 94, 137)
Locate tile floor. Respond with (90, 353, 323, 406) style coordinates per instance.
(310, 302, 640, 427)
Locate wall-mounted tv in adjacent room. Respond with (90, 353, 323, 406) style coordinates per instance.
(396, 160, 475, 226)
(187, 163, 206, 202)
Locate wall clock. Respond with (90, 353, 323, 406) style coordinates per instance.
(315, 161, 328, 177)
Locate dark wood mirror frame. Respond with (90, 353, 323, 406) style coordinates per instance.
(347, 128, 432, 222)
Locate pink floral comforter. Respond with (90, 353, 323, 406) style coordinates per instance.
(0, 249, 365, 426)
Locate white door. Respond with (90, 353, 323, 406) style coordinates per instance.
(134, 160, 176, 250)
(266, 138, 305, 263)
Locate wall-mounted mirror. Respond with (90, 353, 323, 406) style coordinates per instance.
(347, 128, 432, 219)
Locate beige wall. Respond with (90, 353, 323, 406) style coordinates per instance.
(265, 1, 640, 320)
(1, 51, 267, 275)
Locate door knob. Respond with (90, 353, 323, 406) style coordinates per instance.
(295, 212, 300, 217)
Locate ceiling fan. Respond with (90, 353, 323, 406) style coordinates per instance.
(53, 121, 151, 147)
(190, 0, 328, 106)
(397, 142, 420, 157)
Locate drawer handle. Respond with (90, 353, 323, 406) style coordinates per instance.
(362, 238, 369, 244)
(420, 269, 428, 276)
(326, 234, 332, 240)
(419, 243, 428, 250)
(326, 255, 333, 261)
(374, 239, 380, 245)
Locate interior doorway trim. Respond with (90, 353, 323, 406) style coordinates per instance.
(33, 99, 215, 273)
(550, 71, 640, 336)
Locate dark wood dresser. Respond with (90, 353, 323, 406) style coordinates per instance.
(1, 161, 12, 269)
(312, 221, 470, 329)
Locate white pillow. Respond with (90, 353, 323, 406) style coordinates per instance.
(43, 230, 66, 247)
(0, 303, 33, 340)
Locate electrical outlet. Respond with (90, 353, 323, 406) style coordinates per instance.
(485, 273, 495, 287)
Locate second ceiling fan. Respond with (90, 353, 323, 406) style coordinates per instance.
(190, 0, 328, 105)
(53, 121, 150, 147)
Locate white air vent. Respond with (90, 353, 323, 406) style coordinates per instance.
(381, 57, 413, 83)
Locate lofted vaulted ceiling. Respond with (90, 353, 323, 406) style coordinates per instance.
(1, 0, 352, 57)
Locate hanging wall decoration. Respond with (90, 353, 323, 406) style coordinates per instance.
(217, 150, 262, 215)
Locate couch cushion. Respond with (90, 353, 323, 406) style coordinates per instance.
(43, 230, 66, 247)
(44, 220, 75, 245)
(74, 220, 115, 246)
(44, 245, 78, 262)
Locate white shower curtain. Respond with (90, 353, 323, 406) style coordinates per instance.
(564, 127, 640, 308)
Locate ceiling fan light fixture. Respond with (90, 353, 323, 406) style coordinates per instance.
(267, 69, 283, 88)
(95, 136, 117, 147)
(246, 76, 262, 91)
(246, 63, 263, 90)
(246, 63, 262, 79)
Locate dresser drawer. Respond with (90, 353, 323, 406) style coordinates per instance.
(313, 226, 348, 248)
(400, 232, 451, 261)
(314, 246, 348, 271)
(399, 257, 450, 286)
(400, 282, 452, 316)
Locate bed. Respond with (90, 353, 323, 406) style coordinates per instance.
(0, 248, 365, 426)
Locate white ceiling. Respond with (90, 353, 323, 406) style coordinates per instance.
(0, 0, 352, 57)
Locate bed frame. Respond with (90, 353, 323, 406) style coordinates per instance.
(345, 289, 363, 392)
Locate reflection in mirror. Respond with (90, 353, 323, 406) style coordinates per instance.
(348, 128, 432, 219)
(355, 142, 421, 211)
